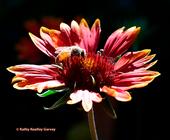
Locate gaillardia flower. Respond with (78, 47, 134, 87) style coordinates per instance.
(7, 18, 160, 112)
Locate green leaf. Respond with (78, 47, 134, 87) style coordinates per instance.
(102, 97, 117, 119)
(44, 90, 70, 110)
(37, 88, 69, 97)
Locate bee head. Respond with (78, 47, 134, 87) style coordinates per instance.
(71, 47, 86, 57)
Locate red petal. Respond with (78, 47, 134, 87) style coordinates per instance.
(114, 70, 160, 90)
(104, 26, 140, 58)
(80, 18, 101, 53)
(40, 27, 56, 47)
(60, 22, 72, 45)
(7, 64, 63, 92)
(114, 49, 151, 71)
(29, 32, 55, 58)
(104, 27, 125, 54)
(13, 80, 65, 93)
(90, 19, 101, 52)
(7, 64, 58, 75)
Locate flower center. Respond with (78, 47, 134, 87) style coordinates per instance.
(58, 54, 115, 92)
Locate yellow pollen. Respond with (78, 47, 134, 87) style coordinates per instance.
(56, 51, 70, 62)
(82, 58, 94, 70)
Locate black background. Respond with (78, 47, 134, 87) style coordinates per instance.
(0, 0, 168, 140)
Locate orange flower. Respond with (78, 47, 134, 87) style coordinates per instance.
(16, 17, 63, 63)
(7, 18, 160, 112)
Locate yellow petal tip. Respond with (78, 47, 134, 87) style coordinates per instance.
(28, 32, 35, 38)
(80, 18, 88, 27)
(94, 18, 100, 25)
(12, 76, 26, 84)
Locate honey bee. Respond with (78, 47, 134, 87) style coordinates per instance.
(55, 46, 86, 63)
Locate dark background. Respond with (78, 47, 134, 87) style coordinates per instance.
(0, 0, 167, 140)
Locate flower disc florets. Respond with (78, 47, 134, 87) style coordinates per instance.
(58, 54, 115, 92)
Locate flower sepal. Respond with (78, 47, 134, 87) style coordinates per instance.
(36, 88, 69, 97)
(43, 90, 71, 110)
(101, 96, 117, 119)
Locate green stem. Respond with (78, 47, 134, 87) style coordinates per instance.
(88, 106, 99, 140)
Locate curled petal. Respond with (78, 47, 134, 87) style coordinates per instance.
(82, 92, 93, 112)
(67, 90, 102, 112)
(90, 92, 102, 103)
(67, 91, 82, 104)
(101, 86, 131, 102)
